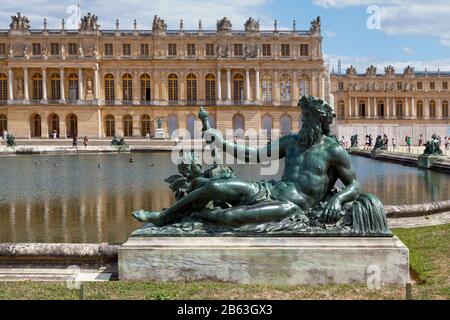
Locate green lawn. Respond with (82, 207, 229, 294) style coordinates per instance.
(0, 224, 448, 300)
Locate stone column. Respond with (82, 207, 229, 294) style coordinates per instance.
(292, 71, 299, 106)
(373, 97, 377, 117)
(23, 67, 29, 103)
(274, 71, 280, 106)
(255, 68, 260, 102)
(226, 68, 231, 102)
(60, 68, 66, 103)
(78, 68, 84, 102)
(367, 98, 371, 118)
(392, 97, 396, 118)
(179, 71, 185, 104)
(348, 96, 352, 117)
(216, 69, 222, 103)
(7, 68, 13, 102)
(152, 70, 159, 104)
(411, 97, 415, 117)
(405, 97, 409, 118)
(354, 97, 358, 117)
(41, 68, 47, 103)
(385, 97, 389, 117)
(94, 65, 100, 102)
(437, 98, 443, 118)
(115, 70, 121, 105)
(133, 70, 140, 105)
(245, 68, 250, 103)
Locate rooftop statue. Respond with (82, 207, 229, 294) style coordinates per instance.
(10, 12, 30, 33)
(217, 17, 232, 32)
(132, 97, 391, 237)
(79, 13, 100, 32)
(346, 65, 357, 76)
(385, 65, 395, 76)
(404, 65, 415, 76)
(423, 134, 444, 157)
(366, 65, 377, 76)
(245, 17, 260, 32)
(309, 16, 321, 35)
(152, 15, 167, 32)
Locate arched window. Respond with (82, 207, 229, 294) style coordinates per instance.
(0, 74, 7, 101)
(299, 75, 310, 96)
(205, 74, 216, 104)
(49, 114, 59, 137)
(67, 114, 78, 138)
(442, 100, 449, 118)
(168, 74, 178, 102)
(68, 73, 79, 101)
(50, 73, 61, 101)
(186, 114, 197, 139)
(32, 73, 43, 101)
(262, 74, 273, 103)
(261, 114, 273, 138)
(417, 100, 424, 118)
(105, 115, 115, 137)
(233, 74, 244, 102)
(186, 74, 197, 103)
(280, 114, 292, 136)
(280, 74, 291, 103)
(396, 100, 403, 117)
(123, 115, 133, 137)
(429, 100, 436, 118)
(377, 100, 385, 117)
(337, 100, 345, 120)
(0, 114, 7, 133)
(168, 114, 179, 138)
(232, 114, 245, 138)
(141, 115, 151, 137)
(140, 74, 151, 102)
(122, 73, 133, 102)
(31, 114, 42, 137)
(358, 100, 366, 117)
(104, 74, 115, 102)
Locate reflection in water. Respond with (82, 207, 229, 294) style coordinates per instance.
(0, 153, 449, 244)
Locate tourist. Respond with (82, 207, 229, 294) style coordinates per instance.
(419, 134, 423, 147)
(392, 138, 397, 150)
(83, 136, 89, 148)
(368, 135, 373, 148)
(340, 136, 347, 148)
(145, 131, 151, 139)
(364, 135, 370, 150)
(407, 136, 412, 153)
(53, 130, 57, 139)
(72, 136, 78, 148)
(2, 130, 7, 140)
(445, 136, 449, 152)
(383, 134, 388, 148)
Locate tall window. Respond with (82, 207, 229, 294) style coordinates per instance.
(141, 115, 151, 137)
(281, 44, 290, 57)
(168, 74, 178, 102)
(358, 100, 366, 117)
(280, 75, 291, 103)
(0, 43, 6, 55)
(443, 82, 448, 90)
(442, 100, 449, 117)
(429, 100, 436, 118)
(68, 43, 77, 55)
(32, 43, 41, 55)
(337, 100, 345, 120)
(186, 74, 197, 102)
(32, 114, 41, 137)
(205, 74, 216, 103)
(32, 73, 43, 101)
(430, 82, 435, 90)
(68, 73, 79, 101)
(262, 74, 273, 103)
(104, 43, 114, 56)
(122, 44, 131, 56)
(262, 44, 271, 57)
(234, 44, 243, 56)
(232, 114, 245, 138)
(0, 74, 7, 101)
(377, 100, 385, 117)
(280, 114, 292, 136)
(168, 114, 179, 138)
(186, 114, 196, 139)
(0, 114, 7, 133)
(140, 43, 149, 56)
(67, 114, 78, 138)
(299, 75, 310, 96)
(49, 114, 59, 137)
(104, 74, 115, 102)
(187, 44, 196, 56)
(233, 74, 244, 102)
(50, 43, 59, 56)
(168, 43, 177, 56)
(105, 115, 115, 137)
(396, 100, 403, 117)
(205, 44, 215, 56)
(397, 82, 403, 91)
(123, 115, 133, 137)
(122, 73, 133, 102)
(417, 82, 423, 90)
(50, 73, 61, 101)
(417, 100, 424, 118)
(338, 82, 344, 91)
(300, 44, 309, 56)
(140, 74, 151, 102)
(261, 115, 273, 138)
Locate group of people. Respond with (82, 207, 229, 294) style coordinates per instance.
(72, 136, 89, 148)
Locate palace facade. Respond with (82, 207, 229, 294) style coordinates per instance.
(331, 65, 450, 144)
(0, 13, 327, 139)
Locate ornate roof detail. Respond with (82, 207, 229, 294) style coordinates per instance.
(309, 16, 321, 35)
(346, 65, 357, 75)
(404, 65, 415, 76)
(9, 12, 30, 33)
(366, 65, 377, 76)
(217, 17, 232, 32)
(152, 15, 167, 33)
(384, 65, 395, 76)
(79, 13, 100, 33)
(244, 17, 260, 32)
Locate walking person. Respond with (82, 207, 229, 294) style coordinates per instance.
(83, 136, 89, 148)
(419, 134, 423, 147)
(72, 135, 78, 148)
(445, 136, 449, 153)
(407, 136, 412, 153)
(392, 138, 397, 151)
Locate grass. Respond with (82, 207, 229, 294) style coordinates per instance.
(0, 224, 448, 300)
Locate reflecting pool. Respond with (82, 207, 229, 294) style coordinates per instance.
(0, 153, 448, 243)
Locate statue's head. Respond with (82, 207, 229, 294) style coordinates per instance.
(298, 96, 336, 149)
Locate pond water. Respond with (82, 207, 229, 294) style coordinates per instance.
(0, 153, 449, 244)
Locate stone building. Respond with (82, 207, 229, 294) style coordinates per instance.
(0, 13, 327, 139)
(331, 65, 450, 145)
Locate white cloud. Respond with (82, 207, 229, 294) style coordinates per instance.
(325, 53, 450, 73)
(313, 0, 450, 47)
(326, 30, 337, 38)
(402, 47, 413, 55)
(0, 0, 278, 30)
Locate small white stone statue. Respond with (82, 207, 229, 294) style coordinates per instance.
(8, 45, 14, 58)
(42, 45, 48, 60)
(78, 46, 84, 58)
(16, 77, 24, 98)
(85, 77, 94, 100)
(60, 45, 66, 60)
(24, 45, 31, 59)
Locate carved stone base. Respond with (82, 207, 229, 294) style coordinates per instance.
(418, 155, 447, 169)
(154, 128, 166, 140)
(118, 237, 409, 285)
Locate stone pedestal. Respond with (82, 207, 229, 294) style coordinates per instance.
(418, 155, 447, 169)
(154, 128, 166, 140)
(119, 237, 409, 285)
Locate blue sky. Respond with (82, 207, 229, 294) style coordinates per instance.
(1, 0, 449, 72)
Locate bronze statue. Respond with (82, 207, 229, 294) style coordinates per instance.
(350, 135, 359, 148)
(133, 96, 390, 236)
(423, 134, 444, 156)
